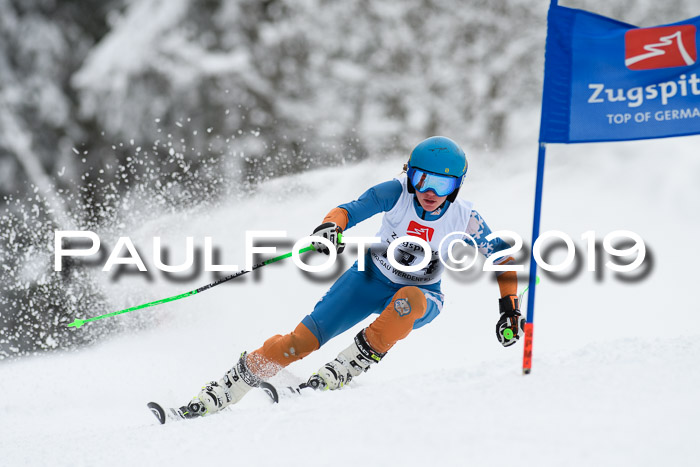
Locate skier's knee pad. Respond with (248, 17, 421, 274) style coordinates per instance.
(365, 286, 428, 353)
(248, 322, 320, 378)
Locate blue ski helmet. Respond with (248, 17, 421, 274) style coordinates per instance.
(406, 136, 468, 202)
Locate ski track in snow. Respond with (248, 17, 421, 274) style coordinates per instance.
(1, 137, 699, 466)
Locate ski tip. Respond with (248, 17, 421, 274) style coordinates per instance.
(259, 382, 279, 403)
(147, 402, 166, 424)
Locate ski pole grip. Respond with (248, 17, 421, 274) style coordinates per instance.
(307, 231, 342, 253)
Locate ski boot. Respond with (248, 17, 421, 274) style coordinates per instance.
(307, 330, 386, 390)
(187, 352, 262, 417)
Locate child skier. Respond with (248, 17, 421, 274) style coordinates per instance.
(178, 136, 523, 418)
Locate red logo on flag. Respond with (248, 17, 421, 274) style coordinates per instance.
(625, 25, 697, 70)
(407, 221, 434, 242)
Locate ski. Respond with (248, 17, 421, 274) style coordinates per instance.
(147, 401, 189, 424)
(259, 381, 317, 403)
(147, 400, 212, 424)
(149, 381, 318, 424)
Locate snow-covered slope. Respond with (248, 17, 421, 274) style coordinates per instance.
(1, 137, 699, 466)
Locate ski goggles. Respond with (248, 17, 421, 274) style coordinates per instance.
(407, 166, 461, 197)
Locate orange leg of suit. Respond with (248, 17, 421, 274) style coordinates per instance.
(246, 286, 428, 379)
(246, 322, 320, 379)
(364, 286, 427, 353)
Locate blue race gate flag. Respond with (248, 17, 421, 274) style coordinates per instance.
(525, 1, 698, 374)
(540, 4, 700, 143)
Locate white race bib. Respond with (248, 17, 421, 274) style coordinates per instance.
(370, 175, 472, 285)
